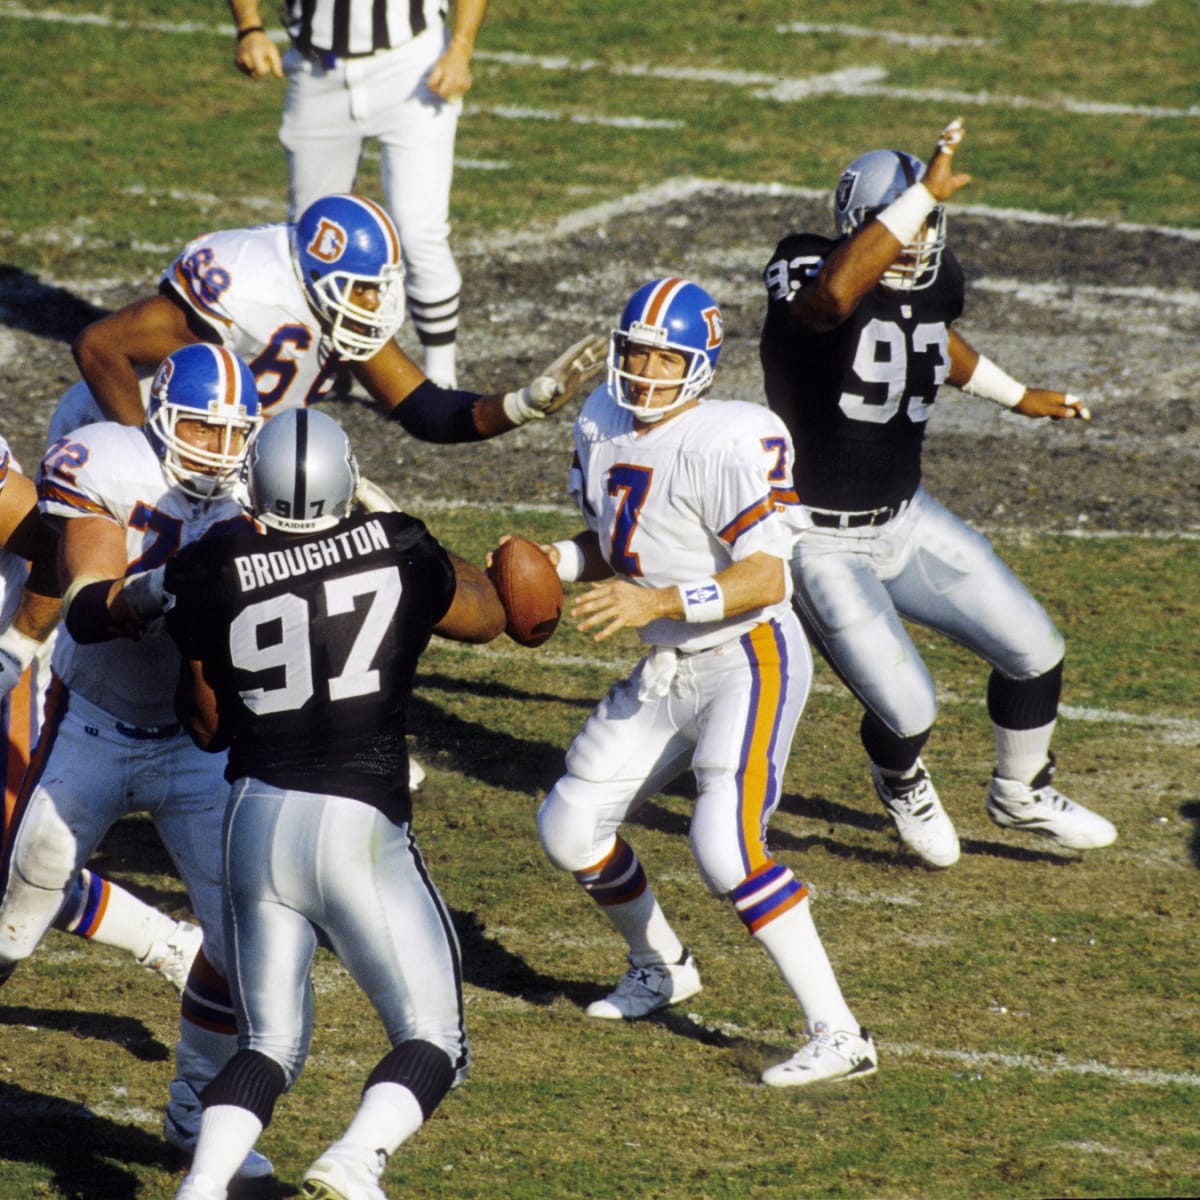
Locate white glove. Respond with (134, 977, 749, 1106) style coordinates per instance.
(502, 332, 608, 425)
(0, 625, 41, 703)
(121, 565, 172, 620)
(355, 475, 401, 514)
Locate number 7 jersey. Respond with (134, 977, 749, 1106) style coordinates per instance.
(570, 387, 804, 653)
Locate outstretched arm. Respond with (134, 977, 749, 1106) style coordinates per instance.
(434, 552, 506, 643)
(949, 329, 1092, 421)
(360, 333, 607, 442)
(791, 117, 972, 332)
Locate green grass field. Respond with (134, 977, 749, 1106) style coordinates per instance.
(1, 2, 1198, 1198)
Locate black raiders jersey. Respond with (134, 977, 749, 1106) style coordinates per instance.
(164, 510, 455, 823)
(760, 232, 965, 511)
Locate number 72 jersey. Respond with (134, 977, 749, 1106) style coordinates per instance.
(760, 231, 966, 513)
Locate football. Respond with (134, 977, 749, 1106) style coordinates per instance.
(487, 536, 563, 648)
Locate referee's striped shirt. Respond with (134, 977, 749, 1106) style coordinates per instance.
(284, 0, 449, 58)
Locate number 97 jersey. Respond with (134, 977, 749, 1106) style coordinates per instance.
(760, 231, 965, 513)
(164, 509, 455, 824)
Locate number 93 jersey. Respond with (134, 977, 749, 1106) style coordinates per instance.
(760, 231, 965, 513)
(570, 387, 803, 653)
(163, 510, 455, 824)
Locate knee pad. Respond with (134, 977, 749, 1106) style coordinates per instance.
(537, 778, 613, 873)
(12, 802, 79, 892)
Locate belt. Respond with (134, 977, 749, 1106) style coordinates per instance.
(301, 43, 380, 66)
(115, 720, 182, 741)
(807, 502, 905, 529)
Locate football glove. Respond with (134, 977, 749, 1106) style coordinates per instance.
(502, 332, 607, 425)
(0, 624, 41, 703)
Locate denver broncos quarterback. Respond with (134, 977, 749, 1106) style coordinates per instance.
(531, 278, 877, 1089)
(59, 192, 603, 439)
(161, 409, 503, 1200)
(0, 345, 272, 1181)
(760, 116, 1116, 868)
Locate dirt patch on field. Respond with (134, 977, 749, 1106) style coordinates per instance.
(2, 187, 1197, 532)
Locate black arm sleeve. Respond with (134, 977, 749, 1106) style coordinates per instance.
(387, 380, 486, 443)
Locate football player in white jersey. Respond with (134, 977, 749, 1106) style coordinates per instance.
(0, 345, 273, 1180)
(529, 279, 876, 1089)
(61, 192, 603, 438)
(0, 435, 203, 991)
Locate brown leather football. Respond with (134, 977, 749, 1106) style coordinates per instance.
(487, 536, 563, 647)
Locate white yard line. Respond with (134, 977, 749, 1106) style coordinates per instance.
(3, 4, 1194, 120)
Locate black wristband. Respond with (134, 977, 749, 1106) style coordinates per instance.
(388, 379, 484, 443)
(237, 24, 265, 39)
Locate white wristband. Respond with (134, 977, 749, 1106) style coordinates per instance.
(0, 623, 42, 672)
(678, 578, 724, 624)
(962, 354, 1026, 408)
(552, 539, 585, 583)
(876, 183, 937, 247)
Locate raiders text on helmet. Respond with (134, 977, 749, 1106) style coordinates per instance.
(247, 408, 361, 533)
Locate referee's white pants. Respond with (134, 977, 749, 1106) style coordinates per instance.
(280, 30, 462, 309)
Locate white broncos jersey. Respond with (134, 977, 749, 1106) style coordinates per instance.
(50, 223, 339, 441)
(37, 424, 250, 726)
(164, 223, 343, 415)
(570, 388, 804, 653)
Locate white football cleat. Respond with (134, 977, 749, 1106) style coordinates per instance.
(175, 1173, 226, 1200)
(302, 1146, 388, 1200)
(761, 1024, 878, 1088)
(408, 755, 426, 792)
(138, 920, 203, 993)
(165, 1080, 274, 1180)
(586, 951, 702, 1020)
(871, 760, 960, 868)
(986, 755, 1116, 850)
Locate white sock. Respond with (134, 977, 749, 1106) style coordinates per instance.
(189, 1105, 263, 1188)
(752, 898, 858, 1033)
(994, 719, 1055, 784)
(602, 888, 685, 968)
(336, 1081, 423, 1159)
(423, 343, 457, 388)
(70, 870, 177, 958)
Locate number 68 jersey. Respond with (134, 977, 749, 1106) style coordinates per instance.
(569, 386, 804, 654)
(37, 423, 250, 727)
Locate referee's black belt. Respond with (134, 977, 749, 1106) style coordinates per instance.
(806, 501, 906, 529)
(115, 720, 182, 741)
(297, 41, 380, 65)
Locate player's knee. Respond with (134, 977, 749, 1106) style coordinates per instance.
(13, 805, 79, 892)
(537, 778, 609, 872)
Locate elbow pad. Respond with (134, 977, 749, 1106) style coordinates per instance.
(389, 380, 484, 443)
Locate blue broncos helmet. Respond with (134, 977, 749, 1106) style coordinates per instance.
(145, 343, 262, 500)
(290, 193, 406, 360)
(607, 277, 724, 423)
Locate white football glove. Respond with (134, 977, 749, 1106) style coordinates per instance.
(0, 624, 41, 703)
(502, 332, 608, 425)
(355, 475, 401, 514)
(121, 565, 173, 620)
